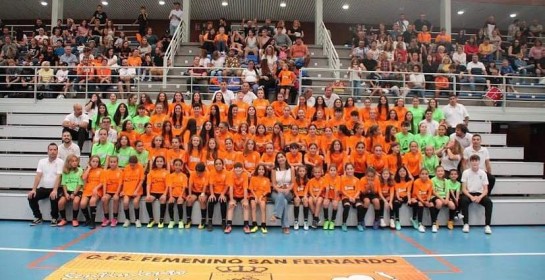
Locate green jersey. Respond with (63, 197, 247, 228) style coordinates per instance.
(431, 177, 447, 199)
(92, 142, 115, 167)
(116, 146, 136, 168)
(431, 108, 445, 123)
(132, 115, 150, 134)
(414, 133, 434, 152)
(408, 106, 425, 133)
(134, 150, 150, 167)
(106, 102, 120, 116)
(446, 179, 461, 193)
(422, 155, 440, 176)
(127, 104, 138, 118)
(61, 168, 84, 192)
(433, 135, 449, 150)
(395, 132, 414, 154)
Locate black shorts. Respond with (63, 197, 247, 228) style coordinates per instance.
(191, 191, 207, 197)
(394, 197, 409, 204)
(342, 198, 362, 206)
(232, 197, 245, 203)
(149, 193, 164, 200)
(360, 193, 377, 201)
(66, 191, 83, 197)
(430, 196, 445, 205)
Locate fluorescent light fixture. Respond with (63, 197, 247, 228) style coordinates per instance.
(40, 1, 47, 6)
(101, 1, 108, 5)
(342, 4, 349, 10)
(457, 10, 464, 15)
(510, 13, 517, 18)
(222, 1, 228, 6)
(159, 1, 166, 5)
(280, 2, 287, 8)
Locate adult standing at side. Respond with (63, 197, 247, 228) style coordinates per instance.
(271, 152, 295, 234)
(62, 103, 89, 151)
(460, 155, 493, 234)
(58, 130, 81, 161)
(168, 2, 183, 36)
(463, 134, 495, 194)
(28, 143, 64, 226)
(443, 94, 469, 135)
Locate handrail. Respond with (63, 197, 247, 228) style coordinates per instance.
(4, 23, 140, 37)
(318, 22, 340, 77)
(163, 20, 185, 87)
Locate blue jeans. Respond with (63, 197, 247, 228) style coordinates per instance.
(169, 24, 178, 36)
(271, 191, 293, 228)
(466, 76, 487, 92)
(352, 80, 362, 97)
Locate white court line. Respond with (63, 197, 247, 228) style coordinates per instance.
(0, 247, 545, 258)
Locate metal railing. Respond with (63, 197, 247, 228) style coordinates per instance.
(317, 22, 340, 76)
(163, 20, 185, 87)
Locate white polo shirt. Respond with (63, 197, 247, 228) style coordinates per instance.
(450, 132, 473, 149)
(461, 168, 489, 193)
(36, 158, 64, 189)
(443, 103, 469, 128)
(58, 142, 81, 161)
(464, 146, 490, 171)
(64, 112, 89, 132)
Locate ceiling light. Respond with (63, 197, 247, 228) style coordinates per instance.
(510, 13, 517, 18)
(280, 2, 287, 8)
(158, 0, 166, 5)
(342, 4, 349, 10)
(457, 10, 464, 15)
(101, 1, 108, 5)
(40, 1, 47, 6)
(221, 1, 228, 6)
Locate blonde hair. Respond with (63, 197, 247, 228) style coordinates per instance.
(63, 154, 80, 174)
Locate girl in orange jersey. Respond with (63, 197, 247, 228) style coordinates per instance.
(349, 141, 369, 179)
(149, 103, 169, 134)
(179, 118, 197, 150)
(184, 135, 204, 173)
(367, 144, 387, 174)
(260, 106, 277, 134)
(155, 92, 170, 115)
(80, 156, 103, 229)
(271, 123, 285, 152)
(285, 124, 306, 151)
(304, 143, 324, 177)
(169, 91, 189, 118)
(326, 140, 347, 175)
(305, 124, 320, 150)
(208, 104, 222, 127)
(314, 96, 331, 120)
(139, 123, 155, 150)
(384, 109, 400, 132)
(403, 141, 423, 178)
(343, 97, 358, 123)
(293, 109, 310, 135)
(260, 142, 277, 171)
(278, 106, 295, 131)
(383, 125, 397, 154)
(161, 121, 174, 148)
(376, 168, 395, 229)
(254, 124, 270, 154)
(233, 122, 250, 151)
(186, 162, 209, 229)
(206, 158, 230, 231)
(347, 123, 365, 155)
(319, 126, 335, 155)
(219, 138, 242, 171)
(312, 110, 328, 135)
(376, 95, 390, 122)
(224, 162, 251, 234)
(410, 168, 433, 233)
(166, 137, 185, 171)
(286, 143, 304, 168)
(387, 142, 403, 173)
(293, 95, 315, 120)
(271, 92, 288, 117)
(100, 156, 123, 227)
(246, 106, 258, 127)
(242, 139, 260, 174)
(253, 88, 270, 119)
(203, 138, 219, 171)
(190, 92, 208, 116)
(149, 135, 168, 169)
(167, 159, 188, 229)
(393, 98, 408, 122)
(292, 166, 309, 230)
(359, 167, 381, 229)
(321, 164, 340, 230)
(340, 163, 364, 232)
(307, 166, 325, 229)
(227, 104, 243, 133)
(140, 93, 155, 114)
(365, 125, 385, 153)
(145, 156, 169, 228)
(393, 166, 412, 231)
(121, 156, 144, 228)
(119, 120, 138, 147)
(212, 92, 229, 120)
(249, 164, 271, 233)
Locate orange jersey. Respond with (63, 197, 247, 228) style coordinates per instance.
(253, 99, 270, 118)
(189, 171, 209, 194)
(254, 134, 271, 153)
(185, 149, 204, 172)
(101, 168, 123, 194)
(403, 151, 423, 177)
(339, 175, 360, 199)
(271, 101, 288, 117)
(167, 149, 186, 169)
(393, 106, 407, 122)
(146, 169, 169, 194)
(365, 135, 386, 153)
(230, 172, 249, 198)
(394, 180, 412, 198)
(83, 168, 103, 197)
(326, 152, 346, 175)
(321, 174, 340, 199)
(119, 130, 139, 147)
(219, 150, 243, 171)
(293, 179, 308, 197)
(149, 147, 168, 163)
(149, 113, 168, 134)
(359, 175, 380, 195)
(304, 153, 324, 168)
(260, 117, 276, 134)
(387, 153, 403, 173)
(360, 107, 372, 121)
(307, 178, 324, 197)
(249, 175, 271, 199)
(286, 152, 303, 167)
(139, 132, 156, 150)
(376, 181, 394, 198)
(260, 152, 277, 167)
(412, 178, 432, 201)
(349, 151, 368, 174)
(347, 135, 366, 154)
(209, 169, 231, 194)
(366, 155, 387, 174)
(242, 151, 261, 173)
(167, 172, 188, 198)
(121, 164, 144, 196)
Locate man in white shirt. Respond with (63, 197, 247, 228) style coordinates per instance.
(303, 88, 316, 107)
(323, 87, 340, 108)
(465, 54, 487, 93)
(215, 82, 235, 105)
(92, 117, 118, 143)
(419, 109, 439, 136)
(169, 2, 183, 36)
(62, 103, 89, 150)
(240, 82, 257, 105)
(28, 143, 64, 226)
(463, 134, 495, 194)
(450, 123, 473, 149)
(58, 131, 81, 161)
(460, 155, 493, 234)
(443, 94, 469, 135)
(118, 59, 136, 96)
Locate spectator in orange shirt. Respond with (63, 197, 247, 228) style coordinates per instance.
(96, 58, 112, 92)
(277, 63, 297, 100)
(290, 36, 311, 68)
(75, 57, 95, 92)
(417, 25, 432, 45)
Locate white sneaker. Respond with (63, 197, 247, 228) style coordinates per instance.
(432, 224, 438, 233)
(293, 221, 299, 230)
(303, 221, 309, 231)
(462, 224, 470, 233)
(380, 218, 387, 227)
(418, 224, 426, 233)
(389, 218, 395, 229)
(123, 220, 130, 228)
(484, 225, 492, 234)
(457, 213, 464, 220)
(135, 219, 142, 228)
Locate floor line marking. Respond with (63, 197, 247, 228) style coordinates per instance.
(1, 247, 544, 258)
(396, 232, 462, 273)
(27, 228, 99, 269)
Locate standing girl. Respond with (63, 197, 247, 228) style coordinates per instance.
(207, 159, 229, 231)
(429, 166, 449, 233)
(186, 162, 209, 229)
(376, 168, 395, 228)
(446, 169, 462, 230)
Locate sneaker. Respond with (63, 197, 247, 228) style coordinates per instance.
(456, 212, 464, 220)
(147, 221, 155, 228)
(357, 224, 364, 232)
(123, 220, 131, 228)
(303, 221, 309, 231)
(207, 223, 213, 232)
(432, 224, 438, 233)
(89, 221, 96, 229)
(373, 220, 379, 230)
(341, 224, 348, 232)
(158, 222, 164, 229)
(328, 220, 335, 230)
(389, 219, 395, 229)
(185, 222, 192, 229)
(101, 218, 110, 227)
(395, 221, 401, 231)
(250, 226, 259, 233)
(57, 219, 67, 227)
(198, 224, 205, 230)
(323, 220, 330, 230)
(418, 224, 426, 233)
(410, 218, 418, 229)
(135, 220, 142, 228)
(447, 220, 454, 230)
(261, 226, 268, 234)
(110, 218, 118, 227)
(224, 225, 232, 234)
(167, 221, 175, 229)
(293, 221, 299, 230)
(283, 227, 290, 234)
(380, 218, 387, 228)
(30, 218, 43, 226)
(462, 224, 470, 233)
(243, 225, 251, 234)
(72, 220, 79, 227)
(178, 221, 185, 229)
(311, 219, 318, 229)
(484, 225, 492, 235)
(50, 219, 58, 227)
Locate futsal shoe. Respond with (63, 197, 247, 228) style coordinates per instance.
(178, 221, 185, 229)
(243, 225, 251, 234)
(389, 219, 395, 229)
(57, 219, 67, 227)
(158, 222, 164, 229)
(432, 224, 438, 233)
(357, 224, 364, 232)
(72, 220, 79, 227)
(30, 218, 43, 226)
(101, 218, 110, 227)
(293, 221, 299, 230)
(250, 226, 259, 233)
(123, 220, 131, 228)
(484, 225, 492, 234)
(261, 226, 268, 234)
(303, 221, 309, 231)
(224, 225, 232, 234)
(447, 220, 454, 230)
(395, 221, 401, 231)
(380, 218, 387, 228)
(341, 224, 348, 232)
(328, 221, 335, 230)
(147, 221, 156, 228)
(135, 220, 142, 228)
(462, 224, 470, 233)
(110, 218, 118, 227)
(418, 224, 426, 233)
(322, 220, 330, 230)
(207, 223, 213, 231)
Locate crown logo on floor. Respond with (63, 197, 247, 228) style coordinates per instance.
(216, 266, 268, 273)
